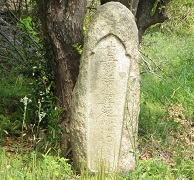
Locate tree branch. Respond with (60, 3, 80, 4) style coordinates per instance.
(139, 51, 164, 79)
(136, 0, 171, 41)
(0, 29, 26, 61)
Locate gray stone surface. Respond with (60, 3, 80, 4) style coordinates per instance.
(70, 2, 140, 173)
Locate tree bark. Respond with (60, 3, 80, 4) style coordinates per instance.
(136, 0, 170, 40)
(36, 0, 86, 154)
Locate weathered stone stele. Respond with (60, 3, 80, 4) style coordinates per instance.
(70, 2, 140, 173)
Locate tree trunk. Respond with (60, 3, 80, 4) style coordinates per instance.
(36, 0, 86, 154)
(136, 0, 170, 40)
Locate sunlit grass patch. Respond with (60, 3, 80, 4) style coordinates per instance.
(0, 149, 75, 180)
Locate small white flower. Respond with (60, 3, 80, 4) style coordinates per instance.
(39, 112, 46, 122)
(7, 165, 11, 170)
(20, 96, 32, 106)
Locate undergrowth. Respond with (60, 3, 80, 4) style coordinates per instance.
(136, 30, 194, 180)
(0, 149, 75, 180)
(0, 30, 193, 180)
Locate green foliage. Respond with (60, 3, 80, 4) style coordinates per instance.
(0, 75, 31, 137)
(141, 33, 194, 116)
(150, 0, 166, 17)
(172, 158, 194, 179)
(0, 115, 10, 140)
(169, 2, 194, 35)
(0, 149, 74, 180)
(72, 43, 83, 54)
(0, 148, 192, 180)
(126, 157, 193, 180)
(84, 0, 99, 35)
(139, 33, 194, 141)
(18, 17, 38, 38)
(137, 20, 194, 178)
(127, 159, 174, 179)
(0, 5, 61, 153)
(149, 0, 194, 35)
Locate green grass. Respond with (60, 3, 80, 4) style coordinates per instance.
(0, 74, 32, 140)
(140, 32, 194, 137)
(0, 74, 31, 114)
(136, 31, 194, 180)
(0, 149, 193, 179)
(0, 149, 75, 180)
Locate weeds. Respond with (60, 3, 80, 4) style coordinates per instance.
(137, 29, 194, 180)
(0, 30, 193, 180)
(0, 149, 75, 180)
(20, 96, 32, 148)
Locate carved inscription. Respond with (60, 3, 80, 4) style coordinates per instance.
(70, 3, 139, 172)
(88, 35, 131, 171)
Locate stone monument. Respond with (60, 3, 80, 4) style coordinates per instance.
(70, 2, 140, 173)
